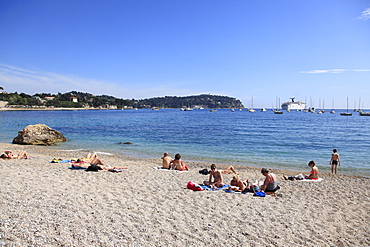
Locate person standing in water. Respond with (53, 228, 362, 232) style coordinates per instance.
(330, 149, 340, 174)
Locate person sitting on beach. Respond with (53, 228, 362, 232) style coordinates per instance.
(305, 160, 319, 180)
(171, 153, 189, 171)
(283, 160, 319, 181)
(161, 152, 173, 169)
(330, 149, 340, 174)
(228, 174, 248, 192)
(260, 168, 280, 193)
(203, 164, 224, 188)
(0, 150, 29, 159)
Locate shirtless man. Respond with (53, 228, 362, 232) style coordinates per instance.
(204, 164, 224, 188)
(161, 152, 173, 169)
(330, 149, 340, 174)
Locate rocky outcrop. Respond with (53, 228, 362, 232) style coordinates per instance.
(13, 124, 67, 146)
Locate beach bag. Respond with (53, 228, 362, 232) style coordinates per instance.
(254, 191, 266, 197)
(187, 181, 204, 191)
(199, 169, 210, 175)
(250, 184, 261, 193)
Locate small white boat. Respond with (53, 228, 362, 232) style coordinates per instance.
(209, 109, 218, 112)
(260, 108, 266, 112)
(152, 107, 159, 110)
(247, 108, 256, 112)
(231, 109, 235, 112)
(273, 110, 283, 114)
(330, 109, 335, 114)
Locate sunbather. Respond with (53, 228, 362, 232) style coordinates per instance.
(161, 152, 173, 169)
(283, 160, 319, 180)
(228, 174, 248, 192)
(305, 160, 319, 179)
(171, 153, 189, 171)
(260, 168, 280, 193)
(204, 164, 224, 188)
(1, 150, 29, 159)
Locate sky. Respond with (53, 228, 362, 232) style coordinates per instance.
(0, 0, 369, 109)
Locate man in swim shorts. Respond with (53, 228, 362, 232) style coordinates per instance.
(330, 149, 340, 174)
(161, 152, 173, 169)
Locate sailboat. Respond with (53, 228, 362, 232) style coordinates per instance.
(273, 97, 283, 114)
(330, 100, 335, 114)
(340, 97, 352, 116)
(247, 96, 256, 112)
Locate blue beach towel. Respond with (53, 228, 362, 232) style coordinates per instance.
(200, 184, 230, 191)
(68, 166, 86, 170)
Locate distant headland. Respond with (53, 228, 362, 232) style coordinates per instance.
(0, 90, 244, 110)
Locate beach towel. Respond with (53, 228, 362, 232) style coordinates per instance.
(68, 165, 86, 170)
(300, 178, 323, 182)
(51, 159, 71, 163)
(200, 184, 230, 191)
(153, 167, 188, 173)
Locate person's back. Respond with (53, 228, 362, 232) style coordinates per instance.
(161, 153, 172, 169)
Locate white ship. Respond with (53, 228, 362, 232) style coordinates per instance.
(281, 97, 306, 111)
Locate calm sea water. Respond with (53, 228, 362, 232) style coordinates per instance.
(1, 109, 369, 177)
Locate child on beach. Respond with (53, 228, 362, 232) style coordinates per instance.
(330, 149, 340, 174)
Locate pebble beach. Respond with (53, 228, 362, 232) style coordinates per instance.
(0, 143, 369, 247)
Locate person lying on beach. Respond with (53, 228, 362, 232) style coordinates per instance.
(199, 165, 238, 175)
(161, 152, 173, 169)
(228, 174, 248, 192)
(260, 168, 280, 193)
(0, 150, 29, 159)
(283, 160, 319, 181)
(203, 164, 224, 188)
(171, 153, 189, 171)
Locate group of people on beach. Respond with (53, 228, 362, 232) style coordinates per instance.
(162, 149, 342, 194)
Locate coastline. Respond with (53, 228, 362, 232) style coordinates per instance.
(1, 143, 369, 246)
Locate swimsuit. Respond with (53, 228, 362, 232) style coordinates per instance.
(331, 160, 338, 165)
(265, 181, 280, 192)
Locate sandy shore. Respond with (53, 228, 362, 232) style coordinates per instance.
(0, 143, 369, 247)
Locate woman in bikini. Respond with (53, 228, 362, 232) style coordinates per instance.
(171, 153, 189, 171)
(229, 174, 248, 192)
(204, 164, 224, 188)
(1, 150, 29, 159)
(305, 160, 319, 180)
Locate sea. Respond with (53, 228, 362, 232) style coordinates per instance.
(1, 108, 369, 177)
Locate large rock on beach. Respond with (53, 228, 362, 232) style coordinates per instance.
(12, 124, 67, 146)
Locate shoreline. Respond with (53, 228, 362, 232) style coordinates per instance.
(1, 143, 369, 246)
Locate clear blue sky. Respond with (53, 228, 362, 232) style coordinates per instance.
(1, 0, 369, 108)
